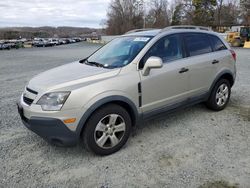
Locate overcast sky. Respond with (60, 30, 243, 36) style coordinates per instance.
(0, 0, 111, 28)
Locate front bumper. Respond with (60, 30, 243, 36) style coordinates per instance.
(17, 102, 78, 146)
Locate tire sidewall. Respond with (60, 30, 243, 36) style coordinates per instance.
(208, 79, 231, 111)
(83, 104, 132, 155)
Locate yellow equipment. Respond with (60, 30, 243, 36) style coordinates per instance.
(226, 27, 250, 47)
(243, 41, 250, 48)
(226, 32, 242, 47)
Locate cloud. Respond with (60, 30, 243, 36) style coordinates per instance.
(0, 0, 110, 28)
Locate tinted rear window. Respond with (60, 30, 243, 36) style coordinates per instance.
(184, 33, 212, 56)
(208, 35, 227, 51)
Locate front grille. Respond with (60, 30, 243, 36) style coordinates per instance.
(23, 96, 34, 106)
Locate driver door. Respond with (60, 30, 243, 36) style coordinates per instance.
(139, 34, 189, 113)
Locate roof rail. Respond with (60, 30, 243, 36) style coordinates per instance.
(125, 28, 157, 34)
(161, 25, 211, 32)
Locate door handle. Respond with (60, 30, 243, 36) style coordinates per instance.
(212, 60, 219, 64)
(179, 67, 189, 73)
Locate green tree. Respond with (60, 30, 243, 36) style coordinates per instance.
(192, 0, 217, 26)
(240, 0, 250, 25)
(171, 3, 183, 25)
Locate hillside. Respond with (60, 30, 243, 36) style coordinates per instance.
(0, 26, 103, 39)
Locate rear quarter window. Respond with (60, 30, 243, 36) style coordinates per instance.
(184, 33, 212, 57)
(208, 35, 227, 51)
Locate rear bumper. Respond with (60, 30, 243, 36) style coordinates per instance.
(17, 103, 78, 146)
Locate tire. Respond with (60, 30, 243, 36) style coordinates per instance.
(82, 104, 132, 155)
(206, 79, 231, 111)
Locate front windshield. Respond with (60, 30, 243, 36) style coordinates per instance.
(87, 36, 152, 68)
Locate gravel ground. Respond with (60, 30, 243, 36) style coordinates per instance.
(0, 43, 249, 188)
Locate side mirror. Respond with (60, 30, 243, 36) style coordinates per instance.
(142, 56, 163, 76)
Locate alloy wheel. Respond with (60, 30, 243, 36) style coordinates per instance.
(94, 114, 126, 149)
(215, 83, 229, 107)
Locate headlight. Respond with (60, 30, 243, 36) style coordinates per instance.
(37, 92, 70, 111)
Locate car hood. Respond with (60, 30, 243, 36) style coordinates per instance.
(28, 61, 120, 92)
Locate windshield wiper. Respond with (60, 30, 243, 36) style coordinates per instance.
(83, 59, 105, 68)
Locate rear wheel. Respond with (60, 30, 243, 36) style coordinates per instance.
(83, 104, 131, 155)
(206, 79, 231, 111)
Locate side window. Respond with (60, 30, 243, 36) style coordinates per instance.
(208, 35, 227, 51)
(184, 33, 212, 56)
(140, 34, 183, 68)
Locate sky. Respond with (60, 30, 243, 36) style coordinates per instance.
(0, 0, 111, 28)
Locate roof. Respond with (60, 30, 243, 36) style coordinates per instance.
(123, 29, 161, 37)
(123, 25, 213, 37)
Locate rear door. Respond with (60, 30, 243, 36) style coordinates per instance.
(207, 34, 231, 79)
(182, 33, 216, 97)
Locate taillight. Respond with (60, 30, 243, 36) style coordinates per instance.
(230, 49, 236, 62)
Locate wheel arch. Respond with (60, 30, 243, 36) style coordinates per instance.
(76, 95, 140, 138)
(209, 70, 235, 95)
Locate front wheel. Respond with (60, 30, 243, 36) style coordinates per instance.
(206, 79, 231, 111)
(83, 104, 131, 155)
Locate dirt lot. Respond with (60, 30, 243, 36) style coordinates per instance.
(0, 43, 249, 188)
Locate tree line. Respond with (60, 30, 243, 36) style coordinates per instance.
(105, 0, 250, 35)
(0, 27, 101, 40)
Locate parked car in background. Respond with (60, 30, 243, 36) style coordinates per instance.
(33, 39, 53, 47)
(0, 37, 83, 49)
(63, 38, 71, 44)
(68, 39, 76, 43)
(0, 43, 11, 50)
(46, 39, 56, 47)
(8, 42, 16, 49)
(73, 37, 81, 42)
(33, 39, 46, 47)
(58, 39, 67, 45)
(48, 38, 59, 46)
